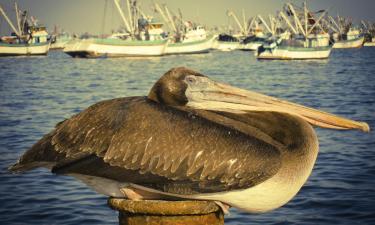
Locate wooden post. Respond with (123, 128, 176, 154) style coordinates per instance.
(108, 198, 224, 225)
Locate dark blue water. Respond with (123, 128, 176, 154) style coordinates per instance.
(0, 49, 374, 224)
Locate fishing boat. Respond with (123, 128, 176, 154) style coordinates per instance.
(64, 0, 168, 58)
(257, 2, 331, 60)
(240, 14, 287, 51)
(327, 16, 364, 49)
(50, 26, 73, 50)
(364, 37, 375, 47)
(212, 34, 239, 51)
(153, 3, 213, 55)
(332, 29, 364, 48)
(361, 20, 375, 47)
(64, 37, 167, 58)
(165, 27, 215, 55)
(0, 3, 50, 56)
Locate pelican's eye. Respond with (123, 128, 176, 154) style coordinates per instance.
(185, 76, 197, 84)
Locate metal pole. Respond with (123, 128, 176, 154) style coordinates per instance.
(279, 11, 298, 35)
(287, 3, 306, 36)
(14, 2, 22, 35)
(307, 11, 328, 35)
(164, 6, 177, 33)
(0, 4, 20, 36)
(113, 0, 132, 34)
(257, 15, 272, 34)
(126, 0, 133, 34)
(227, 11, 245, 36)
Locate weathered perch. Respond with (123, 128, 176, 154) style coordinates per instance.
(108, 198, 224, 225)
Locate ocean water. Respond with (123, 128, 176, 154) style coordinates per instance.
(0, 49, 374, 225)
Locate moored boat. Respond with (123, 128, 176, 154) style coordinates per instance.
(153, 4, 213, 55)
(332, 29, 364, 48)
(257, 36, 331, 59)
(364, 37, 375, 47)
(165, 35, 215, 55)
(0, 3, 50, 56)
(257, 2, 331, 60)
(50, 28, 73, 50)
(240, 35, 268, 51)
(64, 0, 168, 58)
(64, 38, 167, 58)
(360, 21, 375, 47)
(212, 34, 239, 51)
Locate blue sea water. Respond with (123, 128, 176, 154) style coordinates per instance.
(0, 49, 374, 224)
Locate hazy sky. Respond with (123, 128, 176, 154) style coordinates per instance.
(1, 0, 375, 35)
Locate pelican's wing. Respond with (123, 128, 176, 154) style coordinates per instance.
(12, 97, 284, 194)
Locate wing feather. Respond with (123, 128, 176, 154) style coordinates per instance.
(16, 96, 284, 194)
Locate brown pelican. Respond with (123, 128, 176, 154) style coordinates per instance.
(9, 67, 369, 213)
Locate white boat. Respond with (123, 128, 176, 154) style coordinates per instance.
(64, 0, 168, 58)
(50, 32, 73, 50)
(165, 35, 215, 55)
(239, 35, 268, 51)
(212, 34, 239, 51)
(165, 25, 215, 55)
(0, 39, 50, 56)
(364, 37, 375, 46)
(64, 38, 167, 58)
(153, 4, 213, 55)
(361, 21, 375, 47)
(257, 2, 331, 60)
(333, 36, 364, 48)
(0, 3, 50, 56)
(257, 44, 331, 60)
(333, 29, 364, 48)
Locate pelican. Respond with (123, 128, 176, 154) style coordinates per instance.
(9, 67, 369, 213)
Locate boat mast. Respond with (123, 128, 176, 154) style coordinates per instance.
(14, 2, 22, 35)
(269, 15, 275, 35)
(247, 17, 255, 34)
(286, 3, 306, 36)
(126, 0, 134, 34)
(306, 10, 327, 36)
(227, 10, 245, 36)
(304, 1, 308, 37)
(153, 3, 173, 31)
(279, 11, 298, 35)
(329, 16, 341, 33)
(0, 4, 21, 37)
(113, 0, 132, 34)
(164, 6, 177, 34)
(242, 10, 247, 34)
(257, 15, 272, 34)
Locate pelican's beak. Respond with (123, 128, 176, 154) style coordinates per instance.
(184, 76, 369, 132)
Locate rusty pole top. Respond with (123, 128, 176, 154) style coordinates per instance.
(108, 198, 225, 225)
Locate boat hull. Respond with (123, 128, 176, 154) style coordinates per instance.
(257, 46, 331, 60)
(165, 36, 214, 55)
(239, 42, 263, 51)
(50, 41, 70, 50)
(212, 40, 239, 51)
(64, 38, 168, 58)
(0, 42, 50, 56)
(364, 41, 375, 47)
(333, 36, 364, 49)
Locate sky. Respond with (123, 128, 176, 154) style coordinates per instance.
(1, 0, 375, 35)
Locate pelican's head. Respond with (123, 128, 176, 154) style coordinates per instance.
(148, 67, 369, 132)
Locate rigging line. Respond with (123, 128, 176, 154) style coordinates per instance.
(101, 0, 108, 37)
(110, 1, 114, 33)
